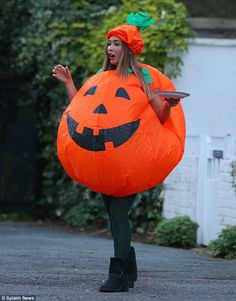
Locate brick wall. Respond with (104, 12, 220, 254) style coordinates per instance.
(163, 156, 198, 222)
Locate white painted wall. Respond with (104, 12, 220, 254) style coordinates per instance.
(163, 38, 236, 245)
(174, 38, 236, 137)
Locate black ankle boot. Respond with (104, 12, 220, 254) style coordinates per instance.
(127, 246, 138, 288)
(99, 257, 129, 292)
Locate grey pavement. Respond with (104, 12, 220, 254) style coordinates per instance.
(0, 222, 236, 301)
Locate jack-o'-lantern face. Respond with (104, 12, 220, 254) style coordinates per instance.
(67, 84, 141, 151)
(65, 70, 148, 152)
(57, 68, 185, 197)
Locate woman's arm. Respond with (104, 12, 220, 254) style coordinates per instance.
(150, 92, 179, 124)
(65, 79, 77, 102)
(52, 65, 77, 101)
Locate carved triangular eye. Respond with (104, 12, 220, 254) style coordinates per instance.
(84, 86, 97, 96)
(115, 88, 130, 100)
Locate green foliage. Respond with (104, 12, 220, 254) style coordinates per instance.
(2, 1, 192, 232)
(81, 0, 193, 78)
(154, 216, 199, 248)
(62, 186, 163, 234)
(177, 0, 236, 19)
(208, 226, 236, 259)
(0, 0, 30, 71)
(0, 212, 32, 222)
(63, 191, 106, 228)
(9, 0, 122, 217)
(129, 186, 164, 234)
(64, 204, 91, 228)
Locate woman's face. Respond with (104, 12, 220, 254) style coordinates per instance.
(107, 36, 122, 66)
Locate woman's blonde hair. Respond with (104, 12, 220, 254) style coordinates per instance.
(102, 41, 154, 100)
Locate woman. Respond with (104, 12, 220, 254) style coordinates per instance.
(52, 12, 180, 293)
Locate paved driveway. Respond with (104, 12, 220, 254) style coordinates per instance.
(0, 223, 236, 301)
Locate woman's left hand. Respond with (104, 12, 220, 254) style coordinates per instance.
(165, 98, 180, 107)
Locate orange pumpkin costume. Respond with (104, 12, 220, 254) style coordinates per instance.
(57, 13, 186, 196)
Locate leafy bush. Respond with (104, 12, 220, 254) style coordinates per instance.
(154, 216, 198, 248)
(83, 0, 193, 78)
(6, 0, 122, 217)
(177, 0, 236, 19)
(1, 1, 192, 231)
(62, 185, 163, 234)
(0, 212, 32, 222)
(129, 186, 164, 234)
(208, 226, 236, 259)
(62, 190, 106, 229)
(64, 204, 91, 228)
(36, 0, 191, 223)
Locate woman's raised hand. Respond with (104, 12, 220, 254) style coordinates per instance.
(52, 64, 72, 85)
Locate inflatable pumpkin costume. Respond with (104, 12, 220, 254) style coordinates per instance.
(57, 13, 186, 196)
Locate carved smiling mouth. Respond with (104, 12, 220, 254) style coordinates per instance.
(67, 113, 140, 151)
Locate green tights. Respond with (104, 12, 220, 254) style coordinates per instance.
(102, 194, 136, 260)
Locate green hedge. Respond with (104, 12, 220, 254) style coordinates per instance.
(208, 226, 236, 259)
(177, 0, 236, 19)
(1, 0, 192, 232)
(154, 216, 199, 248)
(83, 0, 193, 78)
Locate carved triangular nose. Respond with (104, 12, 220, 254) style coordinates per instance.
(93, 104, 107, 114)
